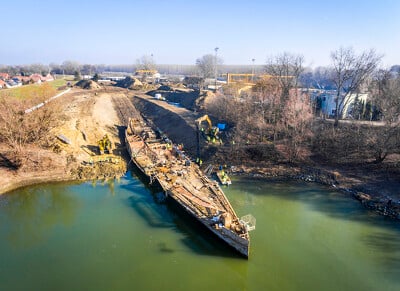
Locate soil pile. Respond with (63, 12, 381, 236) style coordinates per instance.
(116, 77, 143, 89)
(75, 80, 102, 90)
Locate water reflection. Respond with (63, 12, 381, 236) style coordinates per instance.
(234, 178, 399, 229)
(90, 178, 119, 196)
(0, 185, 79, 249)
(363, 231, 400, 280)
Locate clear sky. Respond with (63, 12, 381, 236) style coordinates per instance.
(1, 0, 399, 67)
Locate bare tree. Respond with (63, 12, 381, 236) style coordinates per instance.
(330, 47, 381, 126)
(252, 77, 282, 141)
(0, 92, 62, 168)
(280, 90, 313, 162)
(136, 55, 156, 71)
(265, 52, 304, 102)
(62, 60, 81, 75)
(28, 63, 50, 75)
(367, 69, 400, 162)
(196, 54, 223, 78)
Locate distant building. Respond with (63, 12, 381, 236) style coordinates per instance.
(310, 89, 369, 118)
(0, 73, 9, 80)
(30, 74, 42, 84)
(183, 76, 204, 89)
(41, 73, 54, 82)
(5, 80, 22, 88)
(82, 75, 92, 80)
(13, 76, 30, 84)
(0, 80, 6, 89)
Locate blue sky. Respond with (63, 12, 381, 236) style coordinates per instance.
(2, 0, 399, 67)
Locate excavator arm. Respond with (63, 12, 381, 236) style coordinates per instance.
(195, 114, 212, 130)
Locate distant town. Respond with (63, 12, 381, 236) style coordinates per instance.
(1, 57, 399, 121)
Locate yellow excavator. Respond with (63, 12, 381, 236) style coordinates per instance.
(195, 114, 220, 144)
(98, 134, 112, 155)
(195, 114, 222, 164)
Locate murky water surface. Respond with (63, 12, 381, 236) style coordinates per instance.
(1, 173, 399, 291)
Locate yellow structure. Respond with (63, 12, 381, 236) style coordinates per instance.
(225, 73, 293, 85)
(225, 73, 256, 85)
(135, 69, 158, 76)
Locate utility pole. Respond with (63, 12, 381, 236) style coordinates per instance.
(252, 58, 255, 83)
(214, 47, 219, 92)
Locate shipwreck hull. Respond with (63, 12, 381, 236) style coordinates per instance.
(164, 192, 249, 258)
(163, 187, 249, 257)
(124, 119, 250, 258)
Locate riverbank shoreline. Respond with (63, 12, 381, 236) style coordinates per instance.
(227, 163, 400, 220)
(2, 158, 399, 221)
(0, 171, 73, 195)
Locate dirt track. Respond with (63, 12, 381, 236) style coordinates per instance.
(132, 93, 200, 156)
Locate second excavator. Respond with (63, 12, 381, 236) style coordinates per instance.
(195, 114, 221, 144)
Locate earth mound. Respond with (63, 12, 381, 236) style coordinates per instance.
(75, 80, 101, 90)
(115, 77, 143, 89)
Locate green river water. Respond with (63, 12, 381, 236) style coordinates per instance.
(1, 171, 400, 291)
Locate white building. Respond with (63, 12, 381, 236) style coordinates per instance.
(311, 89, 369, 118)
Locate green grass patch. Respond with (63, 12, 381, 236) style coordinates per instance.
(0, 78, 73, 100)
(49, 78, 67, 89)
(0, 83, 58, 100)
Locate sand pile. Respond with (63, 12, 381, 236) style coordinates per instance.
(75, 80, 102, 89)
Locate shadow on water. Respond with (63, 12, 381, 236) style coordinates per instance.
(118, 170, 173, 229)
(122, 169, 242, 259)
(362, 232, 400, 280)
(124, 193, 173, 229)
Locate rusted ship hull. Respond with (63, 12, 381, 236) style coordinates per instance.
(125, 118, 249, 258)
(168, 194, 249, 256)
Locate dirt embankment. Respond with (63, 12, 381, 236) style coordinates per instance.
(0, 87, 133, 195)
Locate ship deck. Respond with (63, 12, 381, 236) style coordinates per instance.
(125, 117, 249, 257)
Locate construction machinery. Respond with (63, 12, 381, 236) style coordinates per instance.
(195, 114, 222, 165)
(195, 114, 221, 144)
(98, 134, 112, 155)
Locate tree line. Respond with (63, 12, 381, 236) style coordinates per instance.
(202, 48, 400, 164)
